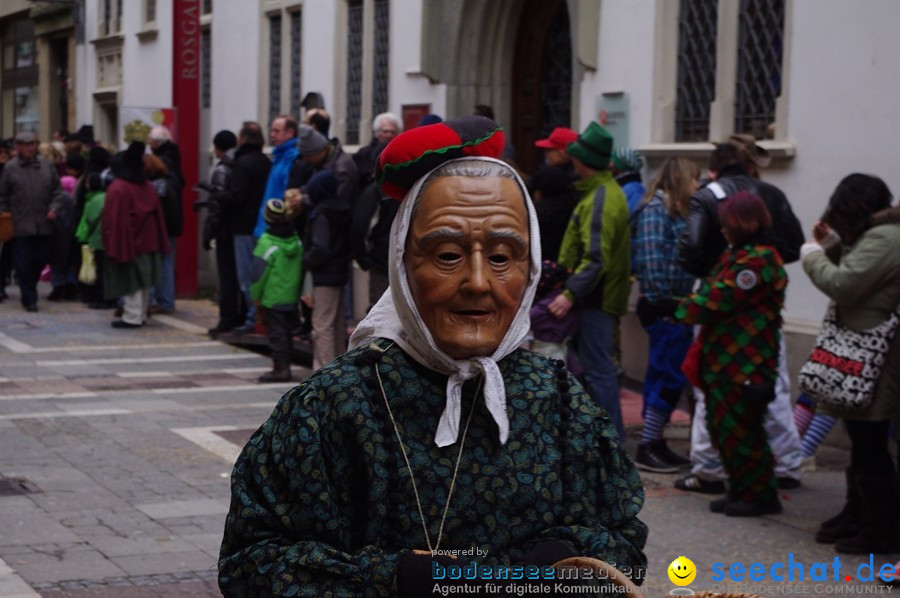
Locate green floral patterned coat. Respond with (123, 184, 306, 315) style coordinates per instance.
(218, 340, 647, 597)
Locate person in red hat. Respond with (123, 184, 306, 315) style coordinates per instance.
(534, 127, 578, 171)
(529, 127, 579, 262)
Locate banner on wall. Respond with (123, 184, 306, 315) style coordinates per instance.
(118, 107, 177, 148)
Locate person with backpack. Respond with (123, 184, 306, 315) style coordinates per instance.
(675, 139, 804, 494)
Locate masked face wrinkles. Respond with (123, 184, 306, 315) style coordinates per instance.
(405, 176, 530, 360)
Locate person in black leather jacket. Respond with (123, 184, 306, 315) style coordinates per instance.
(678, 141, 803, 277)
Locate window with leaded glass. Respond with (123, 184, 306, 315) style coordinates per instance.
(372, 0, 389, 117)
(145, 0, 156, 24)
(675, 0, 718, 142)
(100, 0, 112, 36)
(345, 0, 363, 145)
(290, 11, 302, 118)
(540, 3, 572, 137)
(734, 0, 785, 140)
(268, 15, 282, 126)
(201, 29, 211, 109)
(1, 17, 39, 135)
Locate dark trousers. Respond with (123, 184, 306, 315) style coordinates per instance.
(215, 235, 243, 329)
(0, 241, 13, 291)
(265, 307, 300, 362)
(706, 381, 776, 502)
(92, 250, 110, 304)
(12, 235, 52, 307)
(845, 419, 895, 476)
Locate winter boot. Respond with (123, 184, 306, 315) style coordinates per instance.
(725, 496, 783, 517)
(635, 441, 679, 473)
(835, 473, 900, 554)
(815, 467, 861, 543)
(709, 488, 740, 513)
(258, 359, 292, 383)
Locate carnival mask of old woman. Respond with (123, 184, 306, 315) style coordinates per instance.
(350, 116, 541, 448)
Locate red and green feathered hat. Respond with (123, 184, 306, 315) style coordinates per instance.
(376, 115, 505, 201)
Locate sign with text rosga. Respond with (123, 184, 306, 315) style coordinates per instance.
(173, 0, 200, 296)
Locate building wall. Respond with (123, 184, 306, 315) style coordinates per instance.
(63, 0, 900, 338)
(581, 0, 656, 146)
(389, 0, 445, 125)
(775, 0, 900, 322)
(120, 0, 172, 113)
(210, 2, 261, 134)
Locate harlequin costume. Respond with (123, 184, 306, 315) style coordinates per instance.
(675, 242, 786, 513)
(218, 117, 648, 596)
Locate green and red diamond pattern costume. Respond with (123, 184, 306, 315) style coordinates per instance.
(676, 244, 787, 503)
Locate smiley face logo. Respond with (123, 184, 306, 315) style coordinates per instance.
(668, 556, 697, 586)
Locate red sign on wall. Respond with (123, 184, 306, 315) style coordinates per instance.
(173, 0, 200, 296)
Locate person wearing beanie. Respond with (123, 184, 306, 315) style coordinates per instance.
(101, 141, 170, 328)
(250, 198, 303, 382)
(550, 121, 632, 441)
(199, 129, 241, 336)
(609, 147, 646, 214)
(214, 122, 272, 336)
(300, 170, 351, 370)
(287, 124, 358, 211)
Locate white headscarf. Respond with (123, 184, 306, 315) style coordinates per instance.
(349, 157, 542, 447)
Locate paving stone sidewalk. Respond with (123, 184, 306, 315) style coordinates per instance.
(1, 284, 897, 597)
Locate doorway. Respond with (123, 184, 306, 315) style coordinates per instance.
(511, 0, 573, 176)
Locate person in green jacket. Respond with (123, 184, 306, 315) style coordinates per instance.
(250, 198, 303, 382)
(801, 173, 900, 553)
(549, 122, 631, 440)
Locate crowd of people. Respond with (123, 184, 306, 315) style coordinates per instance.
(2, 104, 899, 593)
(212, 112, 900, 595)
(0, 125, 182, 322)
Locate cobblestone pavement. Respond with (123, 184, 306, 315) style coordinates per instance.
(0, 286, 298, 597)
(0, 283, 897, 597)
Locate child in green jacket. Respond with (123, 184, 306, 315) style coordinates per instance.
(250, 199, 303, 382)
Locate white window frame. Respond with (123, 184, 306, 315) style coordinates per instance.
(261, 1, 303, 127)
(98, 0, 123, 38)
(337, 0, 388, 149)
(645, 0, 795, 162)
